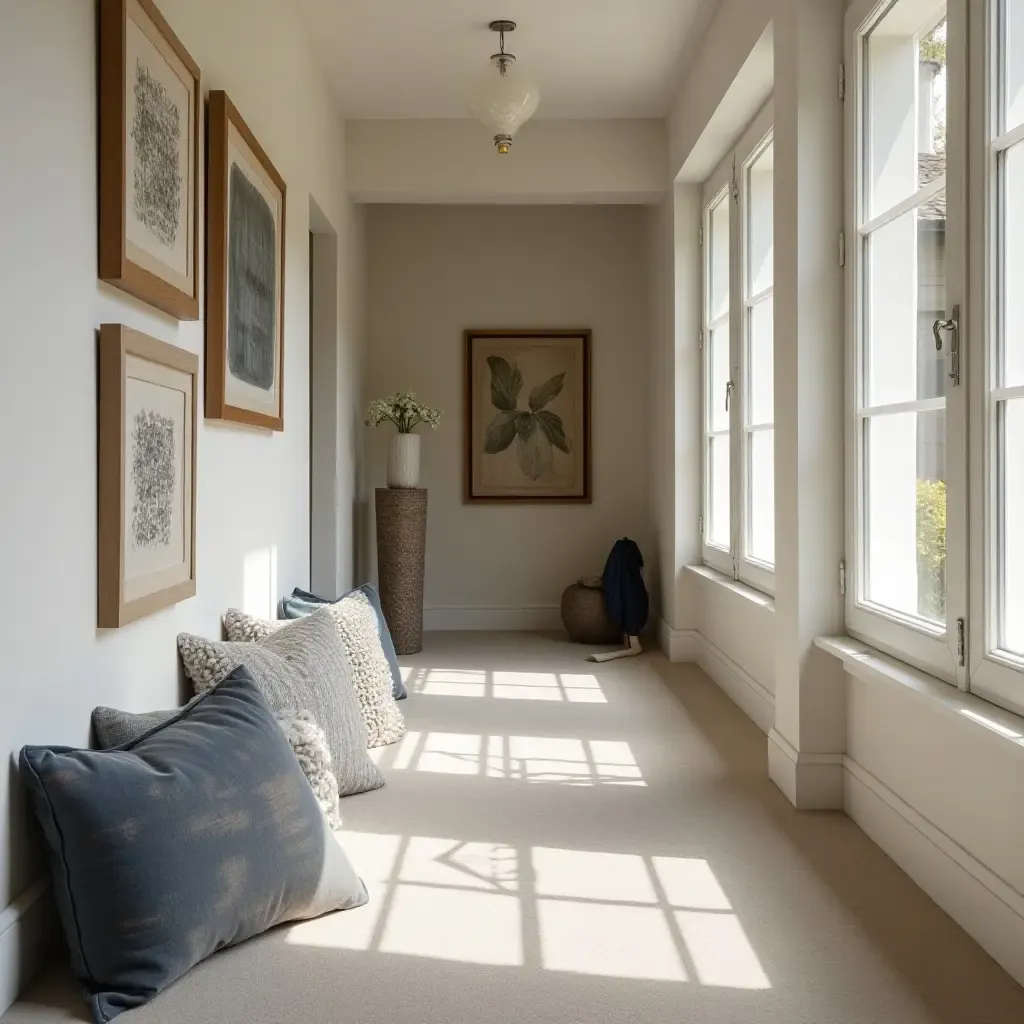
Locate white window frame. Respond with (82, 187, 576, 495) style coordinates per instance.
(701, 100, 776, 593)
(846, 0, 1024, 715)
(967, 0, 1024, 716)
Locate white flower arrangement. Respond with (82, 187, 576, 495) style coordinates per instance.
(365, 392, 443, 434)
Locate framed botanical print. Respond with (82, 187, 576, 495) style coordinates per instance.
(98, 0, 201, 320)
(206, 90, 287, 430)
(98, 324, 198, 627)
(464, 330, 591, 503)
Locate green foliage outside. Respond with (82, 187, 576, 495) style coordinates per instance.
(917, 479, 946, 621)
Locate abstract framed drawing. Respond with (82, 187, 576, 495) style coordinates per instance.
(206, 90, 287, 430)
(98, 0, 201, 320)
(98, 324, 198, 628)
(464, 330, 591, 503)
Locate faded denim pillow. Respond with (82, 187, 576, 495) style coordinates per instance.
(21, 668, 368, 1023)
(282, 585, 407, 700)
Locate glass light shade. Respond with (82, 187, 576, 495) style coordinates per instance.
(467, 57, 540, 152)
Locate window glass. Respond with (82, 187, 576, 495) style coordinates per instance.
(866, 410, 947, 624)
(748, 429, 775, 565)
(709, 199, 730, 322)
(1005, 0, 1024, 133)
(748, 144, 774, 294)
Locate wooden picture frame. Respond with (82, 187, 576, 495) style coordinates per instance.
(206, 90, 287, 430)
(98, 324, 198, 627)
(98, 0, 201, 320)
(464, 330, 592, 503)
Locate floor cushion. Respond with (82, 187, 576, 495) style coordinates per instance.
(282, 585, 407, 700)
(224, 593, 405, 749)
(177, 608, 384, 795)
(19, 667, 368, 1023)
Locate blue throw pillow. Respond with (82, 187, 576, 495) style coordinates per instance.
(20, 667, 368, 1023)
(283, 585, 407, 699)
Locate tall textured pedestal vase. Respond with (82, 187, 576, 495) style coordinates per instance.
(375, 488, 428, 655)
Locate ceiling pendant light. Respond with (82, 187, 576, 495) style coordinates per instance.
(467, 20, 540, 154)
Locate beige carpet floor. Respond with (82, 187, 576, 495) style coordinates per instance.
(6, 632, 1024, 1023)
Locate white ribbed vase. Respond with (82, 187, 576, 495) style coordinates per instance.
(387, 433, 421, 489)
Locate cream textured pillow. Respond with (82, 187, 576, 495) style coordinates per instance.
(223, 592, 406, 748)
(276, 710, 342, 830)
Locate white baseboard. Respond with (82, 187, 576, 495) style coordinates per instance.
(0, 880, 54, 1017)
(661, 622, 775, 735)
(844, 756, 1024, 987)
(767, 728, 844, 810)
(424, 605, 562, 631)
(658, 620, 699, 661)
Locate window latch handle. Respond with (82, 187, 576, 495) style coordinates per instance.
(725, 380, 734, 412)
(932, 312, 957, 352)
(933, 304, 961, 385)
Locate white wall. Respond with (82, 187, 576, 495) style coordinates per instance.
(0, 0, 362, 1009)
(364, 205, 652, 630)
(348, 119, 668, 205)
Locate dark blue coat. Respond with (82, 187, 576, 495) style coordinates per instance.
(602, 538, 649, 637)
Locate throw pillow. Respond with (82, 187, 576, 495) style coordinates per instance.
(20, 668, 368, 1024)
(177, 609, 384, 796)
(276, 710, 342, 830)
(282, 585, 407, 700)
(224, 593, 406, 749)
(92, 703, 344, 830)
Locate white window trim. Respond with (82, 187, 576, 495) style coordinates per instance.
(700, 100, 776, 594)
(967, 0, 1024, 716)
(844, 0, 968, 687)
(738, 117, 776, 594)
(701, 155, 737, 579)
(845, 0, 1024, 715)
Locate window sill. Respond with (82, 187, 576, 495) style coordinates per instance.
(815, 635, 1024, 756)
(685, 564, 776, 612)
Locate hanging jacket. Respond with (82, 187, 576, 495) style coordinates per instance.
(601, 537, 649, 637)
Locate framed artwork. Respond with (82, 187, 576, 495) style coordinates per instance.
(98, 0, 200, 320)
(98, 324, 198, 627)
(206, 90, 287, 430)
(464, 330, 591, 503)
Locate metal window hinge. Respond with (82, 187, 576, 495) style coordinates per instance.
(956, 618, 966, 667)
(699, 224, 704, 246)
(839, 63, 846, 102)
(731, 157, 739, 202)
(839, 231, 846, 267)
(699, 514, 704, 535)
(839, 559, 847, 596)
(699, 328, 704, 350)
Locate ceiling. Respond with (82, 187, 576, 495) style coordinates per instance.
(292, 0, 719, 120)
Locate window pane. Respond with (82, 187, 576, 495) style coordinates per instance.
(866, 8, 947, 218)
(866, 410, 946, 623)
(748, 143, 773, 294)
(1006, 0, 1024, 133)
(1001, 399, 1024, 655)
(748, 297, 774, 426)
(709, 323, 731, 432)
(709, 435, 731, 549)
(1004, 142, 1024, 388)
(709, 198, 730, 322)
(748, 429, 775, 565)
(867, 200, 948, 406)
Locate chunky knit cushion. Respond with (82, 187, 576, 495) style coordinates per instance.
(276, 711, 342, 830)
(178, 609, 384, 796)
(224, 593, 405, 748)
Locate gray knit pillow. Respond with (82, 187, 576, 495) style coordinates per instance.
(224, 593, 405, 748)
(177, 610, 384, 796)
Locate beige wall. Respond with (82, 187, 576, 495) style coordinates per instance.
(364, 205, 652, 629)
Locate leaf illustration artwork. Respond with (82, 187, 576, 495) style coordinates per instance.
(483, 360, 572, 481)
